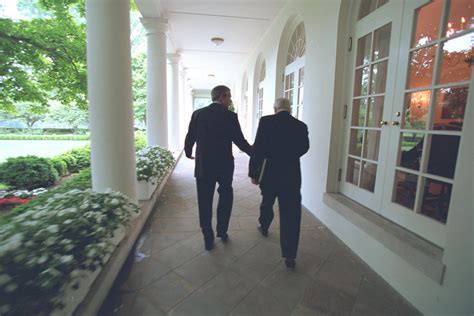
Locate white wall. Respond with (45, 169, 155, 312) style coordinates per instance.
(237, 0, 474, 314)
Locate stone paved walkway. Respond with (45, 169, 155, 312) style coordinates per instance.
(100, 152, 420, 316)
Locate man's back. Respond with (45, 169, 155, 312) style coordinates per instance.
(250, 111, 309, 188)
(185, 103, 251, 178)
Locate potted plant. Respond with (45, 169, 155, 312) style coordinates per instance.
(135, 146, 175, 200)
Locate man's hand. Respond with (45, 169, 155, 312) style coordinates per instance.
(251, 178, 258, 185)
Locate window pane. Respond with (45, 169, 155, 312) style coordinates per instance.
(363, 130, 381, 160)
(426, 135, 460, 178)
(299, 67, 305, 85)
(285, 73, 294, 89)
(403, 91, 431, 129)
(298, 87, 304, 105)
(352, 98, 367, 126)
(420, 178, 452, 223)
(433, 86, 468, 131)
(411, 0, 443, 48)
(407, 45, 437, 89)
(370, 61, 388, 94)
(360, 161, 377, 192)
(393, 170, 418, 210)
(367, 96, 384, 127)
(445, 0, 474, 37)
(373, 23, 391, 61)
(346, 157, 361, 185)
(439, 33, 473, 85)
(349, 129, 364, 156)
(357, 33, 372, 66)
(359, 0, 377, 20)
(354, 66, 370, 96)
(399, 133, 424, 171)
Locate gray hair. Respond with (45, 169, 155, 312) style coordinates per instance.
(273, 98, 291, 111)
(211, 85, 230, 101)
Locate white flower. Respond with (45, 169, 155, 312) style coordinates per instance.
(0, 304, 11, 313)
(37, 255, 48, 264)
(60, 255, 74, 264)
(0, 233, 23, 254)
(0, 274, 12, 286)
(110, 198, 119, 206)
(5, 283, 17, 293)
(47, 225, 59, 233)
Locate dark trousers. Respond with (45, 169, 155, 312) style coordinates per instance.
(259, 186, 302, 259)
(196, 173, 233, 236)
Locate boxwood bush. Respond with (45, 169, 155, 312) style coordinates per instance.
(65, 146, 91, 172)
(49, 158, 68, 176)
(0, 156, 58, 190)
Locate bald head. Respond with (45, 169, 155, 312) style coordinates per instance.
(274, 98, 291, 113)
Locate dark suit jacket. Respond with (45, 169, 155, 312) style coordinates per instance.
(249, 111, 309, 189)
(185, 103, 252, 178)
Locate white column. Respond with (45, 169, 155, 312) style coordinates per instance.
(179, 67, 186, 146)
(86, 0, 137, 201)
(141, 18, 168, 148)
(167, 53, 181, 151)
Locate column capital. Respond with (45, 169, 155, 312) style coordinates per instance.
(140, 17, 168, 35)
(167, 53, 181, 64)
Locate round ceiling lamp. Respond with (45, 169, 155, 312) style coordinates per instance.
(211, 37, 224, 47)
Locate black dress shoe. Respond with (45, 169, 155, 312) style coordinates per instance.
(285, 258, 296, 268)
(204, 234, 214, 251)
(217, 232, 228, 242)
(257, 226, 268, 237)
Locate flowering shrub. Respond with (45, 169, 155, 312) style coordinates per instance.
(0, 189, 140, 315)
(136, 146, 175, 184)
(0, 197, 30, 209)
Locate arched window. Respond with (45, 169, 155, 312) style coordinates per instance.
(284, 22, 306, 119)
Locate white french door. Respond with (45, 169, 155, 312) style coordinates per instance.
(340, 1, 403, 212)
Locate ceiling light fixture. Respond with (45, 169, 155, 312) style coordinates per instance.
(211, 37, 224, 47)
(208, 74, 215, 78)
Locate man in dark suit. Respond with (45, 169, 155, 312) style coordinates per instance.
(249, 97, 309, 268)
(185, 85, 252, 250)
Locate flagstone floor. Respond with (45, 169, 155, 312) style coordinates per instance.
(100, 152, 420, 316)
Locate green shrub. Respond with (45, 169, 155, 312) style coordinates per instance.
(56, 154, 77, 173)
(50, 158, 68, 176)
(65, 146, 91, 171)
(134, 131, 147, 150)
(0, 156, 58, 190)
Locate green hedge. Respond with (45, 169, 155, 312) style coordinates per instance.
(0, 156, 58, 190)
(0, 134, 89, 140)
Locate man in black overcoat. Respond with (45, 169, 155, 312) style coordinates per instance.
(185, 85, 252, 250)
(249, 97, 309, 268)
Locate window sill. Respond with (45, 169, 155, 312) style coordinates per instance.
(323, 193, 445, 284)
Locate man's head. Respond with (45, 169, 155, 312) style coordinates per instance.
(273, 97, 291, 113)
(211, 85, 232, 107)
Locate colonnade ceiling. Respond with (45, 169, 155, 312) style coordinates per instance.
(136, 0, 288, 90)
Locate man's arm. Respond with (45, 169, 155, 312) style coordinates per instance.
(248, 118, 266, 181)
(184, 112, 197, 159)
(298, 124, 310, 158)
(231, 113, 252, 156)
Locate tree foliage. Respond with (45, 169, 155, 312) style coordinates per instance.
(132, 53, 147, 126)
(0, 0, 86, 113)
